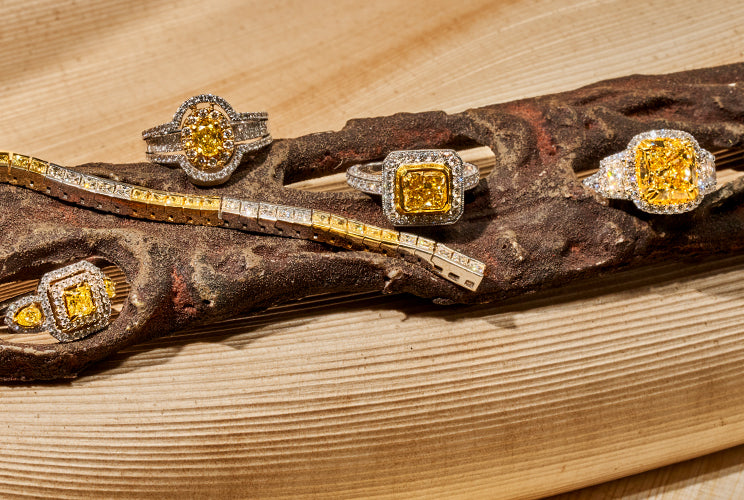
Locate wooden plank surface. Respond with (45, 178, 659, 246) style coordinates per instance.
(2, 0, 744, 498)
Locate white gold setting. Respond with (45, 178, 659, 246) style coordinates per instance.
(4, 261, 113, 342)
(142, 94, 272, 186)
(347, 149, 477, 226)
(583, 129, 716, 215)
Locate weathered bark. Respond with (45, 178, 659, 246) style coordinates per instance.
(2, 63, 744, 380)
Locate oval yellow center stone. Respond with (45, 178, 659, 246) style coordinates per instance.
(181, 108, 235, 171)
(191, 117, 226, 158)
(14, 303, 44, 328)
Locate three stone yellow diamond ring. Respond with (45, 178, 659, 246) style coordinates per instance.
(142, 94, 272, 186)
(583, 129, 716, 214)
(346, 150, 480, 226)
(4, 261, 116, 342)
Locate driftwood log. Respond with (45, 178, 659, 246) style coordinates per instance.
(1, 63, 744, 381)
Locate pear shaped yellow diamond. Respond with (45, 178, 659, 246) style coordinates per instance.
(14, 303, 44, 328)
(104, 277, 116, 298)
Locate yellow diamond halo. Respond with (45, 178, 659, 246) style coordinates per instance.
(394, 163, 452, 215)
(635, 136, 698, 207)
(180, 105, 235, 171)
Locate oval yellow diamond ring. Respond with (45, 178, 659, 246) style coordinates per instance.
(346, 150, 480, 226)
(142, 94, 272, 186)
(4, 261, 116, 342)
(583, 129, 716, 214)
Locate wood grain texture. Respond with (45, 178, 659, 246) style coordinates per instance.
(2, 0, 744, 498)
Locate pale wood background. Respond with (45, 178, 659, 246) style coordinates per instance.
(2, 0, 744, 498)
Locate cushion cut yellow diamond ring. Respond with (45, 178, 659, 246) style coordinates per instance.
(583, 129, 716, 214)
(346, 150, 480, 226)
(3, 261, 116, 342)
(142, 94, 272, 186)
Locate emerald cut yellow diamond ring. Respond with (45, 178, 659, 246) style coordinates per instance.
(583, 129, 716, 214)
(143, 94, 272, 186)
(346, 150, 480, 226)
(4, 261, 116, 342)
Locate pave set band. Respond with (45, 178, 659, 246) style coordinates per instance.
(346, 158, 480, 195)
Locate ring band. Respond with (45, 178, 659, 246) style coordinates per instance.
(142, 94, 272, 186)
(347, 160, 480, 195)
(583, 129, 716, 214)
(4, 261, 116, 342)
(346, 149, 480, 226)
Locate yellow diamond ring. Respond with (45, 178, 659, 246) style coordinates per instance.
(142, 94, 272, 186)
(3, 261, 116, 342)
(583, 129, 716, 214)
(346, 150, 480, 226)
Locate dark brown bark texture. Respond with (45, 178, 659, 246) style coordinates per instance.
(2, 63, 744, 380)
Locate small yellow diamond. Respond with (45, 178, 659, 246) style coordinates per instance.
(165, 195, 184, 207)
(30, 159, 48, 175)
(394, 163, 451, 214)
(63, 282, 97, 322)
(0, 152, 10, 167)
(14, 303, 44, 328)
(181, 107, 235, 171)
(11, 154, 31, 170)
(635, 137, 698, 206)
(104, 278, 116, 298)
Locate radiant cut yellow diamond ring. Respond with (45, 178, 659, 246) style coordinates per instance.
(4, 261, 116, 342)
(142, 94, 272, 186)
(346, 150, 480, 225)
(583, 129, 716, 214)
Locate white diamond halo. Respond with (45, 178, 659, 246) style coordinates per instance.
(583, 129, 716, 215)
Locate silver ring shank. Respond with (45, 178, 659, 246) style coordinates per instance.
(346, 161, 480, 195)
(144, 120, 270, 155)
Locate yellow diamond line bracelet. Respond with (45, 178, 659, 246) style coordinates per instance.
(0, 152, 486, 291)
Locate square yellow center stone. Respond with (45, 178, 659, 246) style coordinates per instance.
(394, 163, 452, 214)
(63, 282, 97, 322)
(635, 137, 698, 206)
